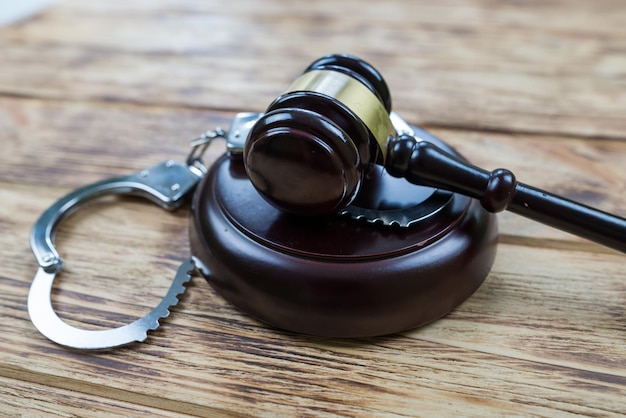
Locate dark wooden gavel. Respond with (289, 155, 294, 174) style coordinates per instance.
(243, 54, 626, 253)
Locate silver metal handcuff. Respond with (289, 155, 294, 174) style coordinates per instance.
(28, 112, 421, 350)
(28, 113, 258, 350)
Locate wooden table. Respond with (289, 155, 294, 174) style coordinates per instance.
(1, 1, 625, 416)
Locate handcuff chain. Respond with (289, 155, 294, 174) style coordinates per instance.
(186, 128, 228, 171)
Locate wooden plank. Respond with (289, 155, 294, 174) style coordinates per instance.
(0, 0, 625, 138)
(0, 376, 196, 417)
(2, 96, 624, 250)
(0, 97, 231, 187)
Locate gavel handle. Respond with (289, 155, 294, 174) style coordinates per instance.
(386, 136, 626, 253)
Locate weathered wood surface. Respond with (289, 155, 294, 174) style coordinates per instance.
(2, 0, 626, 139)
(1, 0, 625, 416)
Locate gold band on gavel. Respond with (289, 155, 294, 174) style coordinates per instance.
(286, 70, 396, 163)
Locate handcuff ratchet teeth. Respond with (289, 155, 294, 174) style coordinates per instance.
(27, 125, 235, 350)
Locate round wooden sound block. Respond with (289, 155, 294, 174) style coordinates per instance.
(190, 136, 498, 337)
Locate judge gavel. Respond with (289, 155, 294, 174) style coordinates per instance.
(243, 54, 626, 253)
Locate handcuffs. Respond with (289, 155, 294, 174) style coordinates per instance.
(28, 113, 259, 350)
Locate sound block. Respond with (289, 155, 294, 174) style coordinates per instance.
(190, 136, 498, 337)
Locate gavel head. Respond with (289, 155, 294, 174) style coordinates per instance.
(243, 54, 396, 215)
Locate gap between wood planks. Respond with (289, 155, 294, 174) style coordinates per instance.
(497, 234, 622, 255)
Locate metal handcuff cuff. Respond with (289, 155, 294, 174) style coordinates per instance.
(28, 113, 259, 350)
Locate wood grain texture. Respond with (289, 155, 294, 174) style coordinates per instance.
(0, 376, 194, 417)
(0, 0, 625, 416)
(1, 0, 625, 139)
